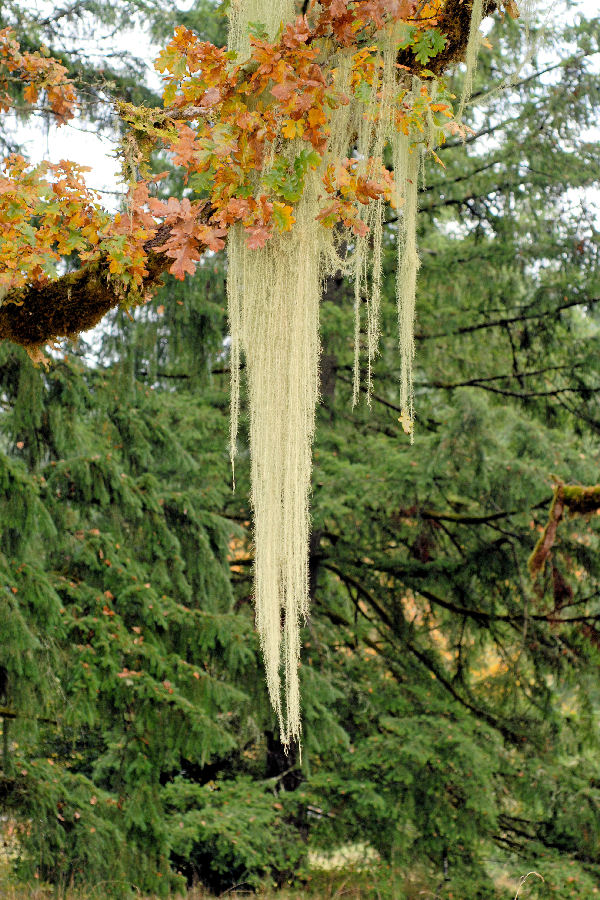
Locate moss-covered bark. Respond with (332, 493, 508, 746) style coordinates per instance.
(398, 0, 498, 76)
(529, 482, 600, 577)
(0, 223, 174, 351)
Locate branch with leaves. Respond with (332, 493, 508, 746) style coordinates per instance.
(0, 0, 509, 352)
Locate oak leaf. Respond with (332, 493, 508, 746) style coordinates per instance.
(245, 225, 273, 249)
(282, 119, 302, 139)
(196, 224, 227, 251)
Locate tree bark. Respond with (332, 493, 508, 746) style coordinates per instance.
(0, 222, 176, 351)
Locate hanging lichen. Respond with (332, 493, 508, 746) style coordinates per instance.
(393, 126, 420, 439)
(227, 5, 321, 745)
(227, 174, 321, 745)
(457, 0, 485, 119)
(224, 0, 490, 746)
(228, 0, 295, 57)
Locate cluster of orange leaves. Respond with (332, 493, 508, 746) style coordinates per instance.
(0, 155, 109, 291)
(0, 156, 152, 292)
(151, 0, 451, 248)
(318, 157, 395, 234)
(0, 0, 453, 295)
(0, 152, 229, 290)
(0, 27, 76, 123)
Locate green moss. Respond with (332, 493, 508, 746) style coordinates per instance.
(0, 256, 167, 352)
(562, 483, 600, 515)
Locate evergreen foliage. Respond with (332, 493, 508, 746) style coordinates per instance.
(1, 2, 600, 898)
(0, 344, 261, 894)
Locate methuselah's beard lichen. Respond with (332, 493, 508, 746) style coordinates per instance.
(227, 175, 321, 748)
(226, 1, 484, 746)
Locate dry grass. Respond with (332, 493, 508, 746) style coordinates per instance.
(0, 875, 436, 900)
(0, 863, 434, 900)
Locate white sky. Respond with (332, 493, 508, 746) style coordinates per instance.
(12, 0, 166, 207)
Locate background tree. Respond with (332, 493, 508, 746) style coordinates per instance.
(1, 2, 600, 899)
(0, 0, 504, 744)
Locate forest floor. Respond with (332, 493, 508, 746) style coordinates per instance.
(0, 871, 528, 900)
(0, 841, 538, 899)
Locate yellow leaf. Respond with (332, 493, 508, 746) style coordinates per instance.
(272, 201, 295, 232)
(398, 411, 413, 435)
(282, 119, 303, 139)
(282, 119, 297, 139)
(308, 106, 326, 128)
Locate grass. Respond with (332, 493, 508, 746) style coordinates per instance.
(0, 861, 454, 900)
(1, 843, 594, 899)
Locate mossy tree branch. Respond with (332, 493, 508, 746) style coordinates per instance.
(0, 0, 502, 352)
(0, 221, 191, 350)
(529, 482, 600, 578)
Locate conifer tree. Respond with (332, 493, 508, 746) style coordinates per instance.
(0, 0, 527, 745)
(302, 7, 600, 894)
(1, 2, 600, 898)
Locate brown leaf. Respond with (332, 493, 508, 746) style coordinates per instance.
(245, 225, 273, 249)
(199, 86, 221, 107)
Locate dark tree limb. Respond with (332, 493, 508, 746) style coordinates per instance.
(0, 705, 57, 724)
(417, 297, 600, 340)
(0, 222, 181, 351)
